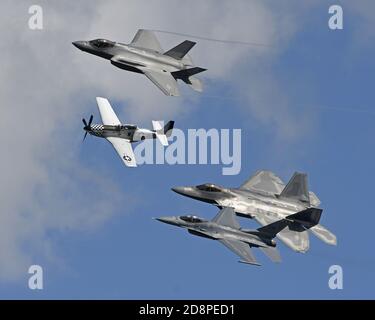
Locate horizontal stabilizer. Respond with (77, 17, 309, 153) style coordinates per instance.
(164, 40, 196, 60)
(259, 247, 281, 263)
(188, 77, 203, 92)
(280, 172, 310, 204)
(309, 224, 337, 246)
(152, 120, 173, 146)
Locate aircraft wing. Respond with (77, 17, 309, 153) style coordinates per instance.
(240, 170, 285, 194)
(143, 69, 180, 96)
(241, 170, 321, 205)
(130, 29, 163, 53)
(106, 137, 137, 167)
(254, 213, 310, 253)
(212, 207, 240, 229)
(219, 239, 260, 266)
(96, 97, 121, 125)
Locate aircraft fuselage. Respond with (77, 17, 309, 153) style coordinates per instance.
(72, 40, 187, 74)
(87, 124, 156, 143)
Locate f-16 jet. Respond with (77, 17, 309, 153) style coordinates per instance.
(171, 170, 337, 253)
(73, 29, 206, 96)
(82, 97, 174, 167)
(156, 207, 317, 265)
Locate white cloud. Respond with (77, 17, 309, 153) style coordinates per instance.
(2, 0, 365, 281)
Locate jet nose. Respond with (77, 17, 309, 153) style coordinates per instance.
(171, 186, 190, 196)
(72, 41, 86, 50)
(155, 216, 179, 226)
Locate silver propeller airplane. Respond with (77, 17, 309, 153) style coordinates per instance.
(156, 207, 321, 266)
(73, 29, 206, 96)
(83, 97, 174, 167)
(172, 170, 337, 253)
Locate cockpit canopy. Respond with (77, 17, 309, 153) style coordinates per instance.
(180, 215, 206, 223)
(111, 124, 137, 130)
(89, 39, 115, 49)
(196, 183, 223, 192)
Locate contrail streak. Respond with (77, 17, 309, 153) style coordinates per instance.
(198, 95, 375, 116)
(150, 29, 273, 48)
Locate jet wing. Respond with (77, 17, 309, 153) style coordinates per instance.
(241, 170, 321, 205)
(212, 207, 240, 229)
(106, 137, 137, 167)
(240, 170, 285, 194)
(254, 213, 310, 253)
(219, 239, 260, 266)
(96, 97, 121, 125)
(130, 29, 163, 53)
(143, 69, 180, 96)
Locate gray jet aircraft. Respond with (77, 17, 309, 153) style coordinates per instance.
(156, 207, 321, 265)
(171, 170, 337, 253)
(83, 97, 174, 167)
(73, 29, 206, 96)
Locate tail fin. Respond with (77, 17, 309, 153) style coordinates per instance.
(280, 172, 310, 204)
(172, 67, 207, 93)
(164, 40, 196, 60)
(287, 208, 322, 229)
(257, 219, 289, 239)
(287, 208, 337, 246)
(172, 67, 207, 80)
(163, 121, 174, 137)
(256, 207, 322, 239)
(259, 247, 282, 263)
(152, 121, 174, 146)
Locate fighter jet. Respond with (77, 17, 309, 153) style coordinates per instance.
(83, 97, 174, 167)
(73, 29, 206, 96)
(171, 170, 337, 253)
(155, 207, 316, 265)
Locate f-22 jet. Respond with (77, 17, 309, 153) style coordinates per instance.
(157, 207, 321, 266)
(172, 170, 337, 253)
(73, 29, 206, 96)
(83, 97, 174, 167)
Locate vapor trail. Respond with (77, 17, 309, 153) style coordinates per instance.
(199, 95, 375, 116)
(151, 29, 273, 48)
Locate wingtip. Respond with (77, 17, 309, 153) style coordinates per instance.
(238, 260, 261, 266)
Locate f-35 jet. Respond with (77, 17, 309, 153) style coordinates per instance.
(172, 170, 337, 253)
(83, 97, 174, 167)
(73, 29, 206, 96)
(156, 207, 319, 265)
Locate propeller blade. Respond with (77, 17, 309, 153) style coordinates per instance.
(82, 118, 88, 127)
(83, 131, 88, 142)
(88, 115, 93, 126)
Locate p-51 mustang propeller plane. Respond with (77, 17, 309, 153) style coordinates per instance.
(82, 97, 174, 167)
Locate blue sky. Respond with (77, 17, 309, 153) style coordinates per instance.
(1, 1, 374, 299)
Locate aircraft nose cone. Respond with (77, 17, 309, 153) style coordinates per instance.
(155, 216, 179, 226)
(171, 187, 188, 195)
(72, 41, 86, 50)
